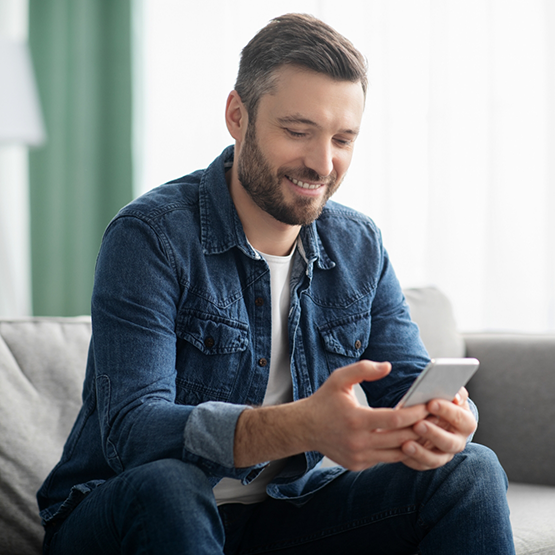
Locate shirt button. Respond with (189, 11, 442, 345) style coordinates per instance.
(354, 340, 362, 350)
(204, 336, 215, 349)
(258, 358, 268, 367)
(255, 297, 264, 307)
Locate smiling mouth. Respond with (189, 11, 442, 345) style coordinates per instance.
(287, 176, 323, 190)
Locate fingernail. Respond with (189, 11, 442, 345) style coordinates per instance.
(415, 422, 427, 435)
(429, 401, 439, 412)
(405, 443, 416, 455)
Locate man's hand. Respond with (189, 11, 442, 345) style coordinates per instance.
(233, 361, 477, 472)
(234, 360, 429, 470)
(400, 387, 477, 471)
(301, 360, 431, 471)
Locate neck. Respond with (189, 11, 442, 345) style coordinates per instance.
(227, 166, 301, 257)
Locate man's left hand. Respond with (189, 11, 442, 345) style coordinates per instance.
(400, 387, 477, 471)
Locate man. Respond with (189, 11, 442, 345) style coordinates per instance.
(38, 13, 515, 554)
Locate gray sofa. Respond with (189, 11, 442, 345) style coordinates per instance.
(0, 287, 554, 554)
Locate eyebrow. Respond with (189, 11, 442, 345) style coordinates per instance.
(277, 115, 360, 136)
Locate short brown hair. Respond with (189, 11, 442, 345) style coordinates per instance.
(235, 13, 368, 119)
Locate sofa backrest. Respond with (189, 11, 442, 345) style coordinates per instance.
(0, 317, 90, 555)
(403, 286, 465, 359)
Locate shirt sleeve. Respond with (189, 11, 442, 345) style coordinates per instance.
(360, 242, 481, 439)
(91, 215, 264, 479)
(360, 246, 432, 408)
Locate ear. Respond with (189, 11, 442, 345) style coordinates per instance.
(225, 90, 249, 142)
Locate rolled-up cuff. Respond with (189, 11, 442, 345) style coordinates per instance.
(467, 398, 479, 443)
(183, 401, 252, 468)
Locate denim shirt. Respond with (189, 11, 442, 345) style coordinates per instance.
(37, 145, 430, 524)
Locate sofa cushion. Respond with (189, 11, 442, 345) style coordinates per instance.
(508, 482, 555, 555)
(403, 287, 465, 359)
(0, 317, 90, 555)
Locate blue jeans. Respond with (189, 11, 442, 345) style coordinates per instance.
(43, 443, 514, 554)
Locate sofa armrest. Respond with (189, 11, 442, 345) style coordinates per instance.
(464, 333, 555, 486)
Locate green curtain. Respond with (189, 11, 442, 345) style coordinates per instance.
(28, 0, 133, 316)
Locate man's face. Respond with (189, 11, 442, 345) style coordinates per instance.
(236, 66, 365, 227)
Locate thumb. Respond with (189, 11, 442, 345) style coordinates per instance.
(334, 360, 391, 389)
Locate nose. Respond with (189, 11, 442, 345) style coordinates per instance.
(304, 140, 334, 178)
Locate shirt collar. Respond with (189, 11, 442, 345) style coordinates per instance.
(199, 145, 335, 271)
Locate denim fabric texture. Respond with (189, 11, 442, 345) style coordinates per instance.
(37, 145, 431, 525)
(42, 445, 515, 555)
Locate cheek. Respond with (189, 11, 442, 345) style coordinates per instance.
(276, 141, 305, 166)
(258, 135, 296, 169)
(334, 152, 354, 178)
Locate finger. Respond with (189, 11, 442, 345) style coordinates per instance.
(425, 414, 441, 426)
(453, 386, 469, 406)
(356, 404, 429, 432)
(401, 440, 454, 471)
(321, 423, 426, 471)
(368, 427, 422, 450)
(427, 399, 477, 437)
(339, 447, 411, 471)
(412, 419, 466, 455)
(333, 360, 392, 390)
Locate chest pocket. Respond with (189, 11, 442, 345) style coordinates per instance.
(318, 311, 371, 372)
(175, 310, 249, 404)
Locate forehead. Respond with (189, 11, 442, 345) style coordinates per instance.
(256, 66, 365, 133)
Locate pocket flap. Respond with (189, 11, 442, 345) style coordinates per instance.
(177, 311, 249, 355)
(318, 313, 370, 357)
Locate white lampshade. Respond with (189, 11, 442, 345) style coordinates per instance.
(0, 38, 45, 146)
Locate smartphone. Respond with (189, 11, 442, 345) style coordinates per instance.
(395, 358, 479, 409)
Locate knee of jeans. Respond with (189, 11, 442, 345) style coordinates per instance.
(122, 459, 215, 508)
(459, 443, 509, 489)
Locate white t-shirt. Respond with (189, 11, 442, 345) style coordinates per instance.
(212, 247, 295, 505)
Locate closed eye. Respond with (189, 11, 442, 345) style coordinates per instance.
(334, 137, 354, 147)
(285, 128, 307, 138)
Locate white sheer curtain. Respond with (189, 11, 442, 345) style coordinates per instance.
(135, 0, 555, 333)
(0, 0, 32, 317)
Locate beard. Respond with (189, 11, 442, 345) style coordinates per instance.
(237, 124, 342, 226)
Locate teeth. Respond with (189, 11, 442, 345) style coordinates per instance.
(289, 177, 321, 190)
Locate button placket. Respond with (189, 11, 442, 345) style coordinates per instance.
(255, 297, 269, 368)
